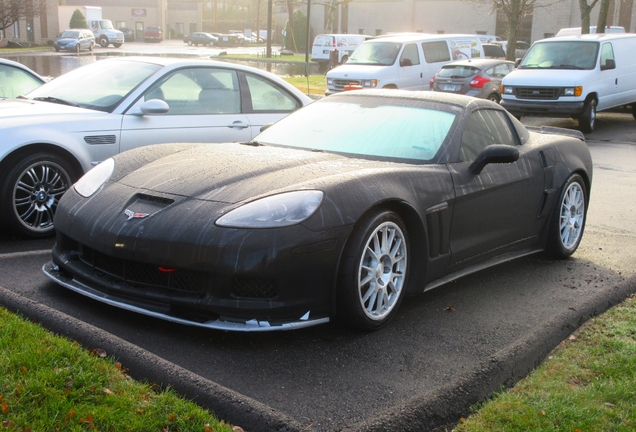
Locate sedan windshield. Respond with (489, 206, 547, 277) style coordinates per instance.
(60, 30, 79, 39)
(27, 60, 161, 112)
(519, 41, 599, 70)
(347, 42, 401, 65)
(254, 94, 457, 162)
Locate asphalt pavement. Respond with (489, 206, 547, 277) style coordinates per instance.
(1, 44, 636, 431)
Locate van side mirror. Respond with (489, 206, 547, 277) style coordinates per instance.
(514, 58, 522, 68)
(601, 58, 616, 71)
(469, 144, 519, 175)
(400, 58, 413, 67)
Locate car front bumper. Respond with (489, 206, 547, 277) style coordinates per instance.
(500, 99, 585, 117)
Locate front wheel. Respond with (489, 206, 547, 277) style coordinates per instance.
(99, 37, 109, 48)
(187, 40, 193, 46)
(545, 174, 587, 259)
(337, 210, 409, 330)
(579, 99, 596, 133)
(0, 153, 76, 238)
(75, 44, 80, 54)
(487, 93, 500, 103)
(113, 43, 122, 48)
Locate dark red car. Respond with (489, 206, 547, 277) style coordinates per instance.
(144, 26, 163, 43)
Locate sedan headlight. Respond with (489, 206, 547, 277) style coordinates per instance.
(74, 158, 115, 198)
(216, 190, 324, 228)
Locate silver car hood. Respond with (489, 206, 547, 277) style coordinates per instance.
(0, 99, 107, 128)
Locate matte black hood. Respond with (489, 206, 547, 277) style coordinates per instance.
(117, 142, 388, 203)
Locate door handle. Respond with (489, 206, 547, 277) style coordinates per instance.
(228, 121, 249, 129)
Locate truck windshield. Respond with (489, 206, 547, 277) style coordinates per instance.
(519, 41, 599, 70)
(347, 42, 402, 66)
(99, 20, 114, 30)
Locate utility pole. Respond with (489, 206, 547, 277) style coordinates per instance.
(266, 0, 272, 58)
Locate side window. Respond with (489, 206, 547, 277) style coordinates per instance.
(399, 43, 420, 66)
(489, 64, 511, 78)
(144, 68, 240, 115)
(244, 73, 299, 112)
(0, 64, 42, 98)
(422, 41, 450, 63)
(600, 42, 615, 68)
(459, 110, 516, 162)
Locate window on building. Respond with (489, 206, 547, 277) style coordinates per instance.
(375, 29, 382, 36)
(358, 29, 364, 34)
(544, 33, 555, 38)
(116, 21, 126, 29)
(176, 22, 184, 37)
(12, 22, 20, 38)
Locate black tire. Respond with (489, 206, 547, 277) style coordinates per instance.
(579, 98, 596, 133)
(99, 37, 109, 48)
(632, 103, 636, 120)
(113, 43, 122, 48)
(337, 210, 409, 330)
(75, 43, 81, 54)
(0, 153, 77, 238)
(545, 174, 587, 259)
(187, 40, 193, 46)
(487, 93, 500, 103)
(54, 47, 60, 52)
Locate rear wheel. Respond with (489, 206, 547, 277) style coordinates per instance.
(579, 98, 596, 133)
(0, 153, 76, 238)
(546, 174, 587, 259)
(337, 210, 409, 330)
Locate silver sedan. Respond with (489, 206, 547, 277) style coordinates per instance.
(0, 57, 312, 238)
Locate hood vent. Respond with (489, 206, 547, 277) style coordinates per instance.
(84, 135, 117, 145)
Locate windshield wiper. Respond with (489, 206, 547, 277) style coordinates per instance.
(549, 64, 585, 70)
(32, 96, 80, 107)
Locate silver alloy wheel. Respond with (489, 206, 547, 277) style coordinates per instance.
(12, 161, 72, 233)
(357, 221, 407, 321)
(559, 181, 585, 250)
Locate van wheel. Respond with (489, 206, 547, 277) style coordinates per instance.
(579, 99, 596, 133)
(487, 93, 500, 103)
(99, 37, 109, 48)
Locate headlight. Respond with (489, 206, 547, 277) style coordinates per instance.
(327, 78, 333, 85)
(216, 190, 324, 228)
(362, 79, 378, 88)
(563, 86, 582, 97)
(74, 158, 115, 198)
(502, 86, 514, 94)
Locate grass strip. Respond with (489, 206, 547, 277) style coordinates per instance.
(0, 307, 237, 431)
(454, 295, 636, 431)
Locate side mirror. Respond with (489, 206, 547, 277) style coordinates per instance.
(129, 99, 170, 116)
(601, 58, 616, 71)
(469, 144, 519, 175)
(514, 58, 522, 68)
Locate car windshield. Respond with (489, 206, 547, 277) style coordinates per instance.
(26, 60, 161, 112)
(60, 30, 79, 38)
(437, 65, 479, 78)
(347, 42, 401, 65)
(254, 94, 457, 162)
(519, 41, 599, 70)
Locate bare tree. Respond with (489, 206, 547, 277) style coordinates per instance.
(0, 0, 46, 32)
(595, 0, 610, 32)
(578, 0, 600, 33)
(488, 0, 564, 60)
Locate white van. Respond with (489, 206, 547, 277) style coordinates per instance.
(325, 34, 484, 95)
(556, 26, 625, 37)
(500, 33, 636, 132)
(311, 34, 371, 65)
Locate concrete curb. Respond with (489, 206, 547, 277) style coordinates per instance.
(2, 274, 635, 432)
(349, 274, 636, 431)
(0, 285, 304, 432)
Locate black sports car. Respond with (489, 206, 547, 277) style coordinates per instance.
(43, 90, 592, 332)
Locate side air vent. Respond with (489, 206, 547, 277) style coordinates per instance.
(84, 135, 117, 145)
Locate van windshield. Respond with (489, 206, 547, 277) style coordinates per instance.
(519, 41, 599, 70)
(347, 42, 401, 66)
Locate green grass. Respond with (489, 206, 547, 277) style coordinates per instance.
(283, 75, 326, 95)
(454, 294, 636, 431)
(0, 307, 236, 431)
(0, 46, 51, 53)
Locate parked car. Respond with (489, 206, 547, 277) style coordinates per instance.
(54, 29, 95, 53)
(210, 32, 241, 46)
(431, 58, 515, 102)
(501, 33, 636, 132)
(118, 27, 135, 42)
(0, 57, 312, 238)
(482, 43, 506, 59)
(0, 58, 45, 99)
(183, 32, 218, 46)
(43, 90, 592, 332)
(144, 26, 163, 43)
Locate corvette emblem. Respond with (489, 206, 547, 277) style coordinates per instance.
(124, 209, 149, 220)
